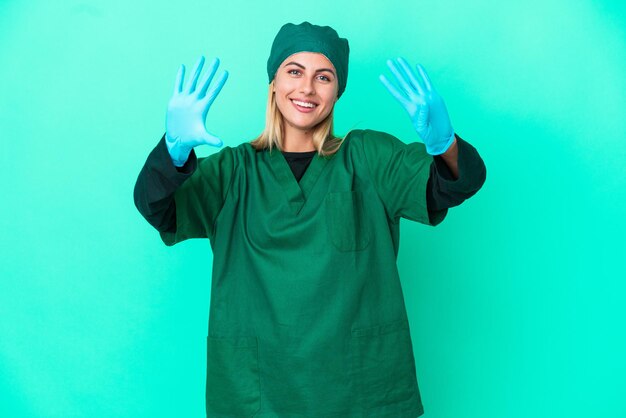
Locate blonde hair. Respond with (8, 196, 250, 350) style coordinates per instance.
(249, 80, 347, 157)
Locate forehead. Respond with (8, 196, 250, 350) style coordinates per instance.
(280, 52, 335, 70)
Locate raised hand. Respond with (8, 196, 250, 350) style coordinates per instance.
(165, 56, 229, 166)
(379, 57, 455, 155)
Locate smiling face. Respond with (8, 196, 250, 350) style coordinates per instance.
(273, 52, 339, 139)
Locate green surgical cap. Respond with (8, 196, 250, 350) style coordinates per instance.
(267, 21, 350, 99)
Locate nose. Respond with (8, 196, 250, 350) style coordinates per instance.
(299, 76, 315, 95)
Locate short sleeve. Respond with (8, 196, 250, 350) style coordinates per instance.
(357, 129, 444, 226)
(159, 146, 236, 246)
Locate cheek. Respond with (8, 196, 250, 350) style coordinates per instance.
(322, 91, 337, 107)
(275, 77, 296, 92)
(322, 83, 338, 100)
(275, 95, 292, 114)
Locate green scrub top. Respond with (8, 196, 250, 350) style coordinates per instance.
(160, 128, 447, 417)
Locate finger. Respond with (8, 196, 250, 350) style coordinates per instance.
(197, 57, 220, 99)
(386, 58, 415, 97)
(416, 64, 433, 92)
(174, 64, 184, 95)
(202, 70, 229, 107)
(397, 57, 425, 96)
(185, 55, 205, 94)
(379, 74, 410, 108)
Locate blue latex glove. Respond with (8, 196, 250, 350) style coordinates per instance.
(379, 57, 455, 155)
(165, 55, 228, 167)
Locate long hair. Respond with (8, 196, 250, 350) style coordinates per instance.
(249, 80, 347, 157)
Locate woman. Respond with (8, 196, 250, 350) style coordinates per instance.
(134, 21, 486, 418)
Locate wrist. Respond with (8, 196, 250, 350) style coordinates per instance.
(427, 132, 456, 155)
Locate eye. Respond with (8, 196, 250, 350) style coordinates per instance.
(288, 69, 301, 75)
(318, 75, 331, 82)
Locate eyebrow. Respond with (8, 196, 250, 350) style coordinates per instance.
(284, 61, 335, 76)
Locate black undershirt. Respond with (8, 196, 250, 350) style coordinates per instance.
(281, 150, 318, 183)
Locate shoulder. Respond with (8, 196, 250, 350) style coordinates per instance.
(194, 145, 237, 177)
(196, 141, 253, 165)
(347, 128, 410, 147)
(346, 128, 426, 155)
(198, 140, 268, 172)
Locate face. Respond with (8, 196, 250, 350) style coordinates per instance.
(273, 52, 339, 134)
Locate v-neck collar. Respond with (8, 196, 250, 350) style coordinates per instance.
(268, 147, 333, 215)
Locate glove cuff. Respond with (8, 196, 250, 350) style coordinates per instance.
(165, 133, 192, 167)
(427, 132, 456, 155)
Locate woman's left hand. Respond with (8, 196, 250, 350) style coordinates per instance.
(379, 57, 455, 155)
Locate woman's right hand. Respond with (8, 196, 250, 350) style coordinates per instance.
(165, 56, 229, 167)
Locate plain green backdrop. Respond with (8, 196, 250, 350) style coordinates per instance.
(1, 0, 625, 417)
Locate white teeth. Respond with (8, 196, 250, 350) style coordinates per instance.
(292, 99, 316, 108)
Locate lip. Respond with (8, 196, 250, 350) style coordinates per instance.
(291, 97, 318, 105)
(290, 99, 317, 113)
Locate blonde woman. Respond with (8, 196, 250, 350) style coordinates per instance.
(134, 21, 486, 418)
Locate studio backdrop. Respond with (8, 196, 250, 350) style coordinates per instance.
(1, 0, 624, 417)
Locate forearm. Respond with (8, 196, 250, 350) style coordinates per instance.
(426, 133, 487, 212)
(133, 134, 197, 232)
(437, 135, 459, 179)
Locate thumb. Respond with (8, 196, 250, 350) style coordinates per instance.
(200, 130, 223, 147)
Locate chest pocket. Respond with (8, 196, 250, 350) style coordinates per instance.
(325, 190, 370, 252)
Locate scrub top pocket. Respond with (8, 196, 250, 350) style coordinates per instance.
(350, 319, 423, 414)
(325, 190, 370, 252)
(205, 335, 261, 417)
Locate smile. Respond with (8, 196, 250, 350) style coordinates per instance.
(291, 99, 317, 113)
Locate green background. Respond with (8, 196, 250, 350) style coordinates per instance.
(1, 0, 625, 417)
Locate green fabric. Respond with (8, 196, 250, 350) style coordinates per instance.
(160, 129, 444, 417)
(267, 21, 350, 99)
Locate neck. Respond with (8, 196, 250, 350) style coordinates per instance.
(283, 124, 316, 152)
